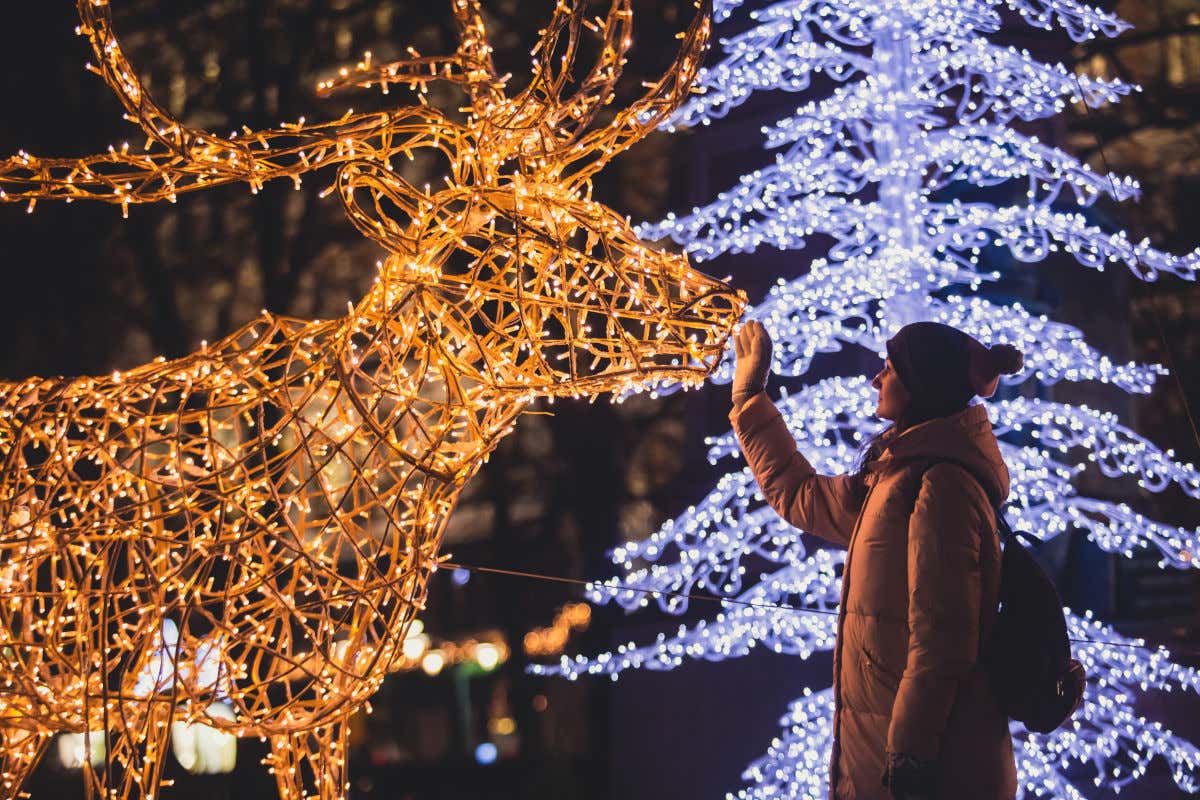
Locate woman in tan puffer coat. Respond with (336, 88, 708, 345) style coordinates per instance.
(731, 320, 1024, 800)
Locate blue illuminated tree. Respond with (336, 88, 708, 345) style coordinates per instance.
(536, 0, 1200, 797)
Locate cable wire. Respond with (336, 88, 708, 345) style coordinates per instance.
(443, 561, 1200, 658)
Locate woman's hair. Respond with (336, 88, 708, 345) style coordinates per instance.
(848, 425, 891, 503)
(845, 403, 951, 501)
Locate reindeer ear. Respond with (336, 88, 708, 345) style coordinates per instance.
(338, 162, 423, 257)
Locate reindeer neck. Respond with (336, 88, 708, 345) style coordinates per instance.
(338, 281, 532, 463)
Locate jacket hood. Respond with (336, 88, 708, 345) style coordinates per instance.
(869, 403, 1010, 506)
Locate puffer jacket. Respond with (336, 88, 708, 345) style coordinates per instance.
(732, 394, 1017, 800)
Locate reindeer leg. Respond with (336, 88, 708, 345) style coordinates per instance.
(265, 717, 350, 800)
(137, 702, 175, 800)
(105, 701, 174, 800)
(0, 726, 51, 799)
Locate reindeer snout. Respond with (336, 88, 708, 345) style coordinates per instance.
(660, 282, 746, 373)
(676, 283, 745, 339)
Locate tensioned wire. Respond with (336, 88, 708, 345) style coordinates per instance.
(442, 561, 1200, 658)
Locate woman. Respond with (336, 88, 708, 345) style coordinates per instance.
(731, 320, 1023, 800)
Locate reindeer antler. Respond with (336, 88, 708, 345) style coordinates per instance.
(497, 0, 636, 145)
(1, 1, 710, 212)
(315, 0, 708, 183)
(317, 0, 506, 107)
(0, 0, 454, 211)
(560, 0, 711, 184)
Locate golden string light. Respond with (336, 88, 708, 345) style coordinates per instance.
(387, 620, 510, 676)
(0, 0, 743, 798)
(523, 602, 591, 658)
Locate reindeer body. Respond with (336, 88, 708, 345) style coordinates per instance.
(0, 291, 520, 796)
(0, 2, 741, 798)
(0, 286, 521, 720)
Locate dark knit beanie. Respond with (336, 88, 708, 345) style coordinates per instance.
(885, 322, 1024, 421)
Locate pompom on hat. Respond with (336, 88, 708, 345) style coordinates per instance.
(885, 322, 1024, 420)
(966, 338, 1024, 399)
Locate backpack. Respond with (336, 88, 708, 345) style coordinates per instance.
(983, 509, 1086, 733)
(924, 462, 1086, 733)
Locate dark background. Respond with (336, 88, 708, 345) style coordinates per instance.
(3, 1, 1200, 798)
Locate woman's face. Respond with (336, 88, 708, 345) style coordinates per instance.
(871, 358, 910, 422)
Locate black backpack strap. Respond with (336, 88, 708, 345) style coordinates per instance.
(993, 503, 1041, 550)
(918, 459, 1038, 550)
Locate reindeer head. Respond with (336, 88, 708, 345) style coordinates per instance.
(332, 0, 745, 397)
(1, 0, 743, 397)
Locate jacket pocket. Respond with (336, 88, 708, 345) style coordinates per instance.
(861, 644, 901, 692)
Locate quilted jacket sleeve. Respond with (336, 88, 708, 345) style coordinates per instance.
(888, 462, 987, 760)
(730, 392, 861, 548)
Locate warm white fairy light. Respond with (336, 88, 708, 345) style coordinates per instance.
(524, 602, 593, 657)
(538, 0, 1200, 796)
(0, 2, 742, 799)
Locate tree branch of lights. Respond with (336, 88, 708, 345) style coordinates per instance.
(537, 0, 1200, 796)
(0, 1, 744, 798)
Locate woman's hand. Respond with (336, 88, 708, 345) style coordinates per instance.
(882, 751, 937, 800)
(732, 320, 773, 411)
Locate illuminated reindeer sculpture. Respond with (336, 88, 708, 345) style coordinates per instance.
(0, 1, 742, 797)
